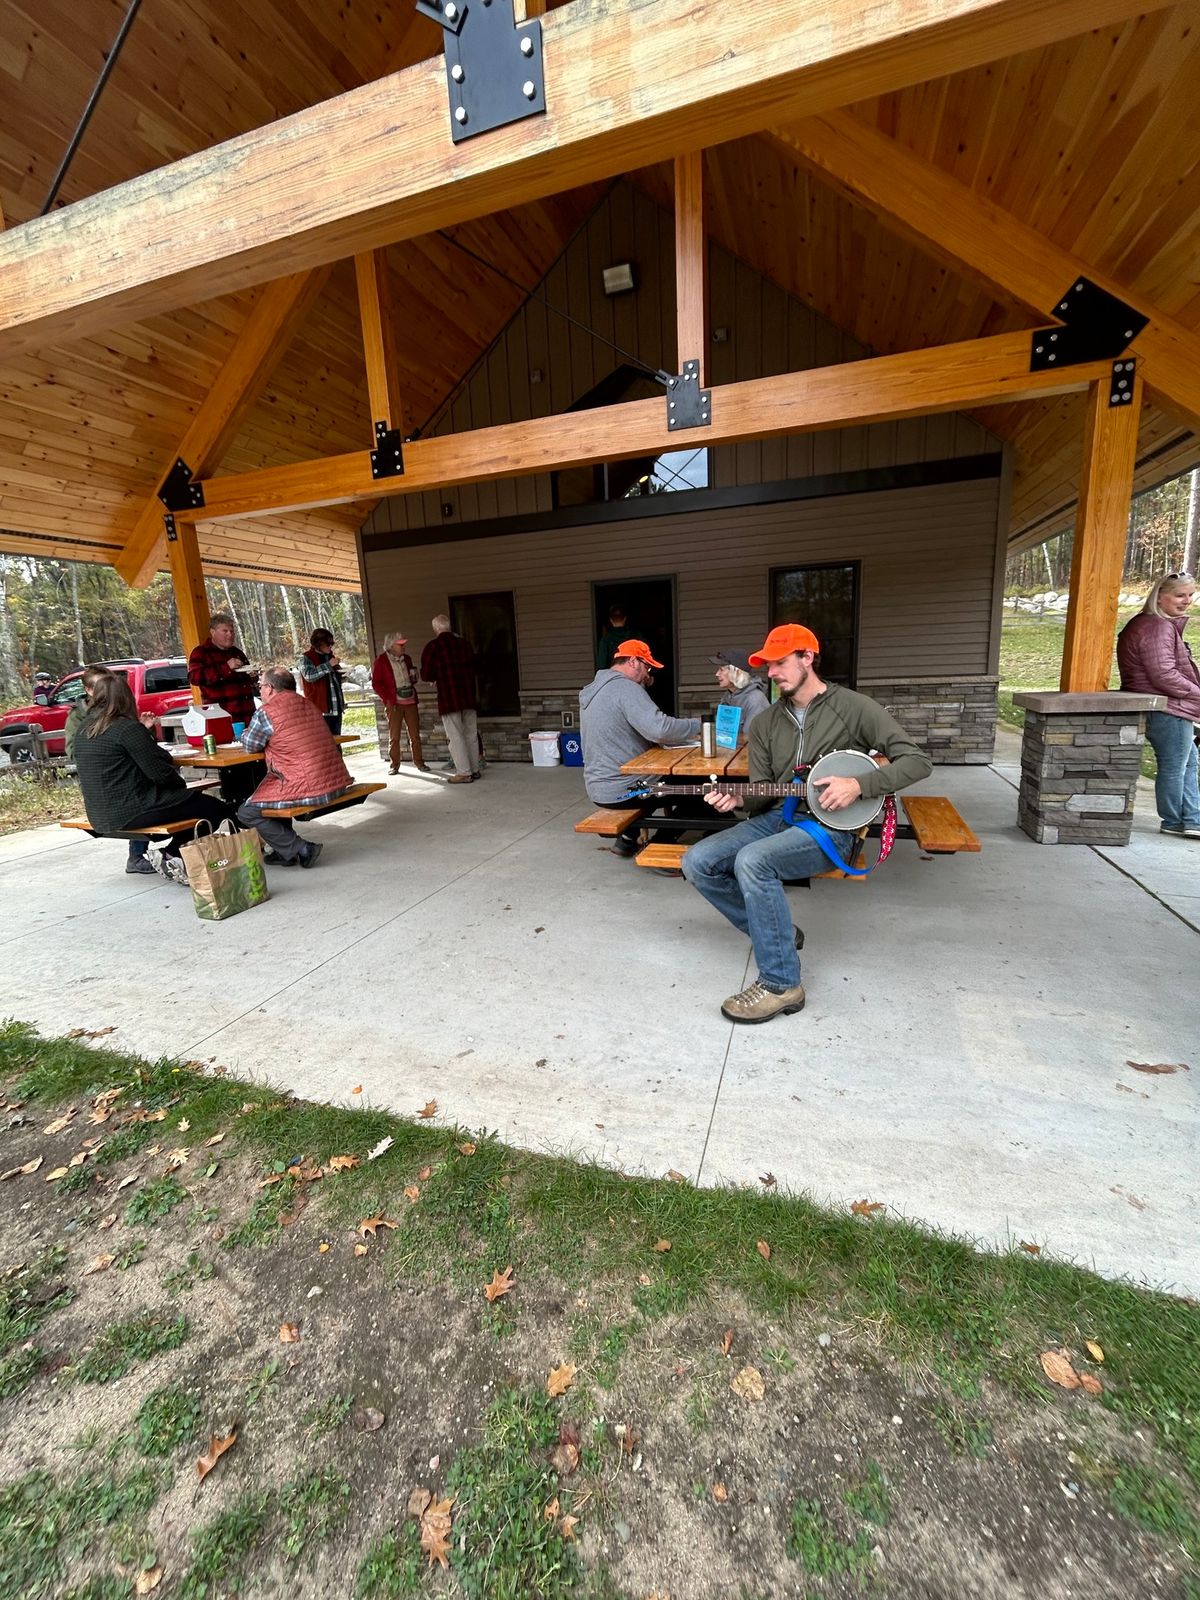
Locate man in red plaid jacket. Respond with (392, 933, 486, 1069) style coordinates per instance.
(419, 615, 480, 783)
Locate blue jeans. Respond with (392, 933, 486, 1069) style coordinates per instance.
(682, 807, 855, 991)
(1145, 710, 1200, 831)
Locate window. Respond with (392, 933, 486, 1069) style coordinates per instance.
(552, 365, 709, 509)
(143, 664, 190, 693)
(449, 591, 520, 718)
(770, 562, 859, 687)
(53, 676, 87, 705)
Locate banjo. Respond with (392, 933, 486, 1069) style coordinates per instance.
(623, 748, 886, 831)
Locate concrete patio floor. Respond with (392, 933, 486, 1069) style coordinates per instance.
(2, 739, 1197, 1297)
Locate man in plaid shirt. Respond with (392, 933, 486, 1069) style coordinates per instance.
(420, 614, 480, 783)
(187, 612, 258, 724)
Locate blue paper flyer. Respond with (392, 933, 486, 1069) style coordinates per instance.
(715, 703, 742, 749)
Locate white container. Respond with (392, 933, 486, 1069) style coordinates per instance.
(529, 731, 562, 768)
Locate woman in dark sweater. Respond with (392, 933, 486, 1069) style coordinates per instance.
(73, 675, 235, 882)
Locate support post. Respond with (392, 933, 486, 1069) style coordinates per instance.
(353, 250, 405, 435)
(164, 514, 210, 675)
(1059, 367, 1144, 692)
(674, 151, 707, 383)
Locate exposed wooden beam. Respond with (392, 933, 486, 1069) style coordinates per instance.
(354, 251, 405, 436)
(674, 152, 707, 384)
(164, 517, 210, 664)
(177, 330, 1115, 524)
(1060, 371, 1144, 692)
(769, 110, 1200, 434)
(0, 0, 1171, 357)
(115, 269, 331, 588)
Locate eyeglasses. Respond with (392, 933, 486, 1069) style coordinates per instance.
(1165, 572, 1194, 582)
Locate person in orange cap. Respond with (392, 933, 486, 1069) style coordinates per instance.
(682, 622, 931, 1023)
(580, 639, 701, 856)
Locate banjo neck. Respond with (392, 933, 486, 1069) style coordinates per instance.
(644, 781, 806, 798)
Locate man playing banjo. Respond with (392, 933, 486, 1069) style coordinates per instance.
(682, 623, 932, 1024)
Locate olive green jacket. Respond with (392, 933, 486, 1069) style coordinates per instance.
(745, 684, 932, 815)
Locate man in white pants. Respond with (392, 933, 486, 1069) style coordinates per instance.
(419, 615, 481, 784)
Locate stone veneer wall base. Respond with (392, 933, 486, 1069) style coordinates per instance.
(1013, 691, 1162, 846)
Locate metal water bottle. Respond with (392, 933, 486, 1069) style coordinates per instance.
(701, 715, 716, 758)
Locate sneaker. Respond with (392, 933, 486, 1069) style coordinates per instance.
(159, 853, 189, 887)
(794, 925, 805, 951)
(610, 838, 639, 859)
(298, 842, 323, 869)
(721, 978, 806, 1024)
(125, 857, 156, 876)
(469, 771, 482, 781)
(447, 773, 473, 785)
(1182, 826, 1200, 838)
(389, 765, 400, 775)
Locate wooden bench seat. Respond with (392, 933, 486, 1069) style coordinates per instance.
(61, 817, 202, 839)
(901, 795, 981, 853)
(574, 804, 650, 837)
(258, 781, 386, 822)
(634, 842, 688, 869)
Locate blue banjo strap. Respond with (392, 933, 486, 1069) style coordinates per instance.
(780, 785, 898, 877)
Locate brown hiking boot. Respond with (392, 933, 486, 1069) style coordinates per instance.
(721, 979, 806, 1024)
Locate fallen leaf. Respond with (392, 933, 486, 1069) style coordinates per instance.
(83, 1253, 115, 1276)
(407, 1486, 432, 1519)
(204, 1133, 225, 1147)
(551, 1419, 580, 1477)
(178, 1119, 191, 1132)
(721, 1328, 734, 1356)
(652, 1238, 672, 1253)
(484, 1265, 515, 1303)
(756, 1240, 771, 1261)
(543, 1495, 560, 1521)
(851, 1199, 885, 1217)
(43, 1110, 77, 1135)
(1040, 1349, 1081, 1391)
(418, 1101, 438, 1120)
(164, 1148, 190, 1169)
(666, 1168, 687, 1183)
(353, 1243, 369, 1257)
(1111, 1185, 1148, 1211)
(457, 1142, 476, 1156)
(1126, 1061, 1190, 1075)
(67, 1026, 115, 1040)
(637, 1272, 651, 1286)
(418, 1166, 432, 1181)
(134, 1566, 163, 1595)
(547, 1362, 576, 1398)
(288, 1162, 322, 1183)
(730, 1365, 765, 1402)
(618, 1422, 641, 1456)
(196, 1429, 237, 1482)
(279, 1322, 301, 1343)
(358, 1216, 398, 1238)
(595, 1122, 605, 1132)
(1086, 1340, 1104, 1363)
(1079, 1372, 1103, 1397)
(419, 1494, 454, 1569)
(325, 1154, 359, 1173)
(318, 1242, 330, 1253)
(534, 926, 545, 934)
(351, 1085, 363, 1095)
(712, 1481, 728, 1503)
(352, 1406, 385, 1432)
(1019, 1241, 1042, 1256)
(97, 1213, 117, 1230)
(403, 1185, 421, 1203)
(559, 1513, 578, 1541)
(45, 1167, 70, 1182)
(116, 1173, 138, 1191)
(1, 1155, 43, 1180)
(67, 1151, 89, 1168)
(759, 1172, 777, 1188)
(366, 1136, 394, 1161)
(278, 1193, 308, 1227)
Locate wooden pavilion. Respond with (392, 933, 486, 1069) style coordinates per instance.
(1, 0, 1197, 720)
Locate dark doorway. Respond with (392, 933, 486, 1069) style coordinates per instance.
(769, 561, 860, 687)
(450, 590, 520, 717)
(592, 576, 677, 714)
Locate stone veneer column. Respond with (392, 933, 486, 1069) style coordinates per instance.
(1013, 691, 1162, 845)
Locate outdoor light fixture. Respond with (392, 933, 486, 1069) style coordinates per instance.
(602, 262, 636, 296)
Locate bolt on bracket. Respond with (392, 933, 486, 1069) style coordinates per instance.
(666, 360, 711, 431)
(415, 0, 545, 143)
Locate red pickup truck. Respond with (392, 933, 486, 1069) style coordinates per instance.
(0, 658, 194, 760)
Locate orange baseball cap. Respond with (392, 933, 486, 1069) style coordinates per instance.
(613, 639, 663, 670)
(749, 624, 820, 666)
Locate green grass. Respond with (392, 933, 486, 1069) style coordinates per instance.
(75, 1313, 188, 1385)
(357, 1524, 424, 1599)
(0, 1243, 74, 1356)
(278, 1466, 352, 1559)
(135, 1383, 202, 1457)
(843, 1459, 891, 1527)
(0, 1466, 160, 1599)
(0, 769, 82, 837)
(125, 1175, 187, 1227)
(1109, 1462, 1200, 1563)
(163, 1249, 216, 1296)
(179, 1491, 272, 1600)
(0, 1343, 44, 1399)
(931, 1401, 994, 1459)
(786, 1496, 874, 1577)
(303, 1392, 354, 1441)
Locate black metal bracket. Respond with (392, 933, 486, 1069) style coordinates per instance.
(157, 457, 205, 512)
(370, 421, 405, 480)
(665, 359, 711, 432)
(163, 513, 178, 542)
(415, 0, 545, 143)
(1108, 357, 1138, 408)
(1030, 277, 1148, 370)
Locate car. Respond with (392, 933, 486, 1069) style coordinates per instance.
(0, 658, 194, 760)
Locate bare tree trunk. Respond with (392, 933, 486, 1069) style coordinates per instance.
(0, 558, 24, 699)
(257, 586, 272, 659)
(1184, 466, 1200, 579)
(69, 563, 85, 665)
(279, 585, 301, 655)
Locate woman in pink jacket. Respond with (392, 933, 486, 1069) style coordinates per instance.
(1117, 573, 1200, 837)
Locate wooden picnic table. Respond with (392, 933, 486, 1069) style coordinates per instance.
(619, 743, 747, 778)
(173, 733, 358, 769)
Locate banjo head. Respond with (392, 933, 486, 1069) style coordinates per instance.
(806, 749, 884, 831)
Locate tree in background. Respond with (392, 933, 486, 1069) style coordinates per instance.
(0, 557, 366, 698)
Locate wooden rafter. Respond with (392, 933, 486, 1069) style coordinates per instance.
(354, 251, 405, 436)
(1060, 370, 1145, 692)
(0, 0, 1172, 357)
(114, 269, 331, 588)
(173, 330, 1114, 524)
(673, 152, 707, 384)
(769, 111, 1200, 434)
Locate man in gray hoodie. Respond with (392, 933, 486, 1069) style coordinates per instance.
(579, 639, 700, 857)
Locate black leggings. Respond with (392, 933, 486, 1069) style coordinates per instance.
(121, 792, 238, 850)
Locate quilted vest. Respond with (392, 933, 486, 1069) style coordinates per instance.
(250, 691, 351, 803)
